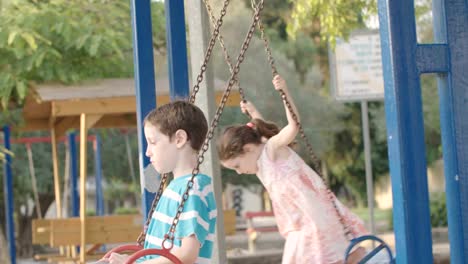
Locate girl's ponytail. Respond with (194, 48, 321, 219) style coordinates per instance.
(250, 119, 280, 139)
(217, 119, 280, 161)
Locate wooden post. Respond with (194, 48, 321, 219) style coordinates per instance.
(78, 114, 101, 263)
(79, 113, 88, 264)
(26, 144, 42, 219)
(50, 127, 62, 219)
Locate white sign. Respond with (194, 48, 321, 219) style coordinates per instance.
(329, 30, 384, 101)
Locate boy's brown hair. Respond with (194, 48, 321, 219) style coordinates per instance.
(144, 101, 208, 151)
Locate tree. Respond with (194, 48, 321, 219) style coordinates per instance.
(289, 0, 377, 46)
(284, 0, 442, 206)
(0, 0, 166, 256)
(324, 102, 389, 206)
(0, 0, 166, 110)
(215, 0, 317, 85)
(209, 1, 344, 186)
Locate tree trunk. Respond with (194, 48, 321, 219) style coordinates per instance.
(17, 212, 33, 257)
(0, 227, 10, 264)
(16, 193, 54, 258)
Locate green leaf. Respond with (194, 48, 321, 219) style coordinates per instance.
(35, 51, 46, 67)
(76, 34, 90, 49)
(1, 83, 14, 109)
(21, 32, 38, 50)
(16, 81, 28, 100)
(89, 35, 102, 57)
(8, 31, 18, 45)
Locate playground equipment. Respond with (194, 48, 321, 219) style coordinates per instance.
(98, 0, 265, 262)
(102, 0, 392, 262)
(2, 77, 240, 263)
(2, 0, 466, 263)
(208, 0, 394, 261)
(98, 0, 468, 263)
(371, 0, 468, 262)
(244, 211, 277, 252)
(8, 135, 113, 261)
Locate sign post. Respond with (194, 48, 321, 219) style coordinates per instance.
(329, 29, 384, 236)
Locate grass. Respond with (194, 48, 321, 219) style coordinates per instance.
(351, 207, 393, 232)
(352, 207, 391, 222)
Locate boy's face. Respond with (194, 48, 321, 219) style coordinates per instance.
(144, 123, 178, 174)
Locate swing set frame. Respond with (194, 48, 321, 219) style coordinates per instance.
(101, 0, 393, 263)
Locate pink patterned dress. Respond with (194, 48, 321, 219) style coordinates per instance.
(257, 144, 368, 264)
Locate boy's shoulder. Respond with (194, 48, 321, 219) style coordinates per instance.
(194, 173, 212, 185)
(170, 173, 213, 191)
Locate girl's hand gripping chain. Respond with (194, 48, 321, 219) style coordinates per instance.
(241, 100, 263, 120)
(272, 74, 288, 91)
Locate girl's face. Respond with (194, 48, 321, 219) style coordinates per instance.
(144, 123, 178, 174)
(221, 144, 260, 175)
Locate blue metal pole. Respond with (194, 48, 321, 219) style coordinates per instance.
(377, 0, 433, 263)
(69, 132, 79, 217)
(130, 0, 157, 218)
(3, 126, 16, 264)
(165, 0, 190, 99)
(432, 0, 468, 262)
(94, 134, 104, 216)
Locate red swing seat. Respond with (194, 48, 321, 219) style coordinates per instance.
(99, 244, 181, 264)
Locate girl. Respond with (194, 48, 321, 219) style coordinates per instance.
(217, 75, 369, 264)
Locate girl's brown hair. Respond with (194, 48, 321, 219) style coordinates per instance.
(217, 118, 280, 161)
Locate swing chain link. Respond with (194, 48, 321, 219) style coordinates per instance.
(203, 0, 248, 102)
(189, 0, 231, 104)
(251, 0, 278, 77)
(137, 0, 231, 247)
(137, 173, 169, 246)
(249, 0, 354, 241)
(163, 0, 265, 249)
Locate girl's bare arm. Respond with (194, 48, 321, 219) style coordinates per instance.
(267, 75, 300, 157)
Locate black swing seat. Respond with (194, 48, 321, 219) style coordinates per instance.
(344, 235, 395, 264)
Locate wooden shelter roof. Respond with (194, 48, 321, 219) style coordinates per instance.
(20, 78, 240, 136)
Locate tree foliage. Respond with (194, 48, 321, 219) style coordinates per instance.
(211, 0, 344, 187)
(0, 0, 165, 109)
(289, 0, 377, 46)
(0, 0, 165, 256)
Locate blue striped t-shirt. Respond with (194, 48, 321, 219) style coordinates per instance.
(142, 174, 217, 264)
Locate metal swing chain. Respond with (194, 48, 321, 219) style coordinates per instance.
(162, 0, 265, 249)
(278, 90, 353, 240)
(250, 0, 278, 77)
(189, 0, 231, 104)
(136, 173, 169, 246)
(250, 0, 354, 240)
(135, 0, 231, 246)
(202, 0, 248, 102)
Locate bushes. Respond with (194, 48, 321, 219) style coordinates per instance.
(387, 192, 447, 229)
(430, 192, 447, 227)
(114, 207, 139, 215)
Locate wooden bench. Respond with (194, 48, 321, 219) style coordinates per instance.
(32, 214, 143, 263)
(33, 210, 237, 262)
(32, 214, 143, 247)
(245, 211, 278, 252)
(224, 209, 237, 236)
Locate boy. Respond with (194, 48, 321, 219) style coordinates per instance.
(109, 101, 217, 264)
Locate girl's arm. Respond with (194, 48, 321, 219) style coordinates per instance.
(267, 75, 300, 155)
(240, 100, 263, 120)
